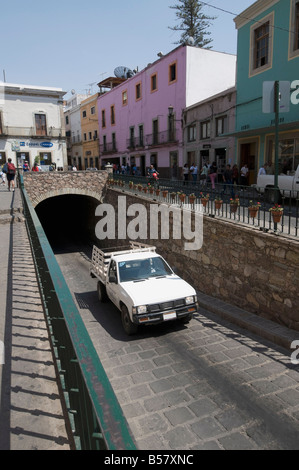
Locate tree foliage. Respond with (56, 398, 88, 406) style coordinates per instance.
(169, 0, 216, 48)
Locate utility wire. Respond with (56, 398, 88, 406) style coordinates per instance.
(200, 1, 295, 35)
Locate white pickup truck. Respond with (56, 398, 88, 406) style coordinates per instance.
(90, 242, 198, 335)
(257, 165, 299, 200)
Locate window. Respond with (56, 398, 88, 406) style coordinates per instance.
(129, 127, 135, 148)
(84, 133, 87, 141)
(153, 119, 159, 144)
(254, 22, 269, 69)
(122, 90, 128, 106)
(103, 135, 107, 152)
(102, 110, 106, 128)
(91, 106, 96, 115)
(187, 124, 196, 142)
(35, 114, 47, 136)
(216, 116, 227, 136)
(250, 13, 273, 76)
(136, 82, 141, 101)
(151, 73, 157, 92)
(112, 133, 116, 151)
(65, 115, 69, 125)
(139, 125, 144, 146)
(82, 110, 87, 118)
(89, 132, 92, 140)
(94, 130, 98, 140)
(0, 112, 3, 134)
(200, 121, 210, 140)
(289, 1, 299, 59)
(169, 62, 177, 84)
(110, 105, 115, 125)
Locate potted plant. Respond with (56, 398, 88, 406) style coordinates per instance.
(155, 188, 160, 196)
(214, 196, 223, 210)
(200, 192, 209, 207)
(269, 203, 283, 223)
(143, 185, 148, 193)
(137, 183, 143, 192)
(177, 191, 186, 203)
(189, 193, 196, 204)
(148, 183, 154, 194)
(129, 181, 134, 189)
(170, 191, 177, 200)
(248, 200, 261, 219)
(230, 196, 240, 213)
(162, 189, 168, 198)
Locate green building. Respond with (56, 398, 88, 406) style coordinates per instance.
(234, 0, 299, 185)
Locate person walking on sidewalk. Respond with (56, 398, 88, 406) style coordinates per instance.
(6, 158, 16, 192)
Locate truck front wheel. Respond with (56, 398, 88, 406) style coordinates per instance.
(121, 305, 138, 336)
(97, 281, 108, 302)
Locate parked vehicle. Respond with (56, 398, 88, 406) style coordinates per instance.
(257, 165, 299, 201)
(90, 242, 198, 335)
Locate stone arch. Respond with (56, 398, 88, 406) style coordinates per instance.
(29, 187, 104, 208)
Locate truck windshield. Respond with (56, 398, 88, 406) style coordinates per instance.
(118, 256, 173, 282)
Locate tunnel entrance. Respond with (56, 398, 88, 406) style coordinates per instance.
(35, 194, 100, 251)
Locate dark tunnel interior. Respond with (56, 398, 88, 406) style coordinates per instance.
(35, 194, 100, 252)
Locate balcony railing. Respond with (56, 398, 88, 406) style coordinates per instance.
(145, 130, 177, 147)
(126, 136, 145, 149)
(2, 126, 65, 138)
(99, 142, 117, 154)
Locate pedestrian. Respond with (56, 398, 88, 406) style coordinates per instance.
(0, 167, 6, 185)
(222, 164, 234, 197)
(23, 161, 30, 172)
(200, 163, 209, 187)
(240, 163, 249, 187)
(232, 164, 239, 185)
(258, 163, 267, 176)
(32, 162, 39, 172)
(190, 162, 198, 183)
(266, 161, 274, 175)
(6, 158, 16, 192)
(209, 161, 218, 190)
(183, 163, 189, 184)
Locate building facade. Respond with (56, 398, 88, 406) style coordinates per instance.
(0, 82, 67, 170)
(234, 0, 299, 185)
(64, 93, 88, 170)
(183, 87, 236, 181)
(80, 93, 100, 170)
(97, 44, 236, 178)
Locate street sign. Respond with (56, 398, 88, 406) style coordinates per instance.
(263, 81, 291, 113)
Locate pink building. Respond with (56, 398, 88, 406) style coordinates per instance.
(97, 44, 236, 178)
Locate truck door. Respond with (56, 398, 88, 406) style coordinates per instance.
(106, 260, 119, 307)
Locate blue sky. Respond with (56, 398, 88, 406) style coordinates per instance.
(1, 0, 253, 98)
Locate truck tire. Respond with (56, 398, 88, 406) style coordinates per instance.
(97, 281, 108, 302)
(121, 305, 138, 336)
(265, 187, 281, 204)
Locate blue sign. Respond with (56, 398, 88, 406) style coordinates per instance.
(40, 142, 53, 148)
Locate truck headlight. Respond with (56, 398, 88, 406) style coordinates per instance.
(133, 305, 147, 315)
(185, 296, 195, 305)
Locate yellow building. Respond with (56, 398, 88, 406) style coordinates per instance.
(80, 93, 100, 169)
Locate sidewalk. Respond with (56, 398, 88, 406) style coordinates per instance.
(0, 184, 70, 450)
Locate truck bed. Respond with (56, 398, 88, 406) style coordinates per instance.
(90, 242, 156, 283)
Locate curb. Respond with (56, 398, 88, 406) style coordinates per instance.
(196, 291, 299, 352)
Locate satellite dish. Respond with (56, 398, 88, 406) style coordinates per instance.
(71, 89, 76, 95)
(187, 36, 195, 46)
(114, 66, 134, 79)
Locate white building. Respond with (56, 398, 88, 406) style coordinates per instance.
(0, 82, 67, 169)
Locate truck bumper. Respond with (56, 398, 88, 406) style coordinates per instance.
(133, 303, 198, 326)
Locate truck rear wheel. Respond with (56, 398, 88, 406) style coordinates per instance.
(97, 281, 108, 302)
(121, 305, 138, 336)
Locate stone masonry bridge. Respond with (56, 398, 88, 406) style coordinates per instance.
(23, 170, 109, 208)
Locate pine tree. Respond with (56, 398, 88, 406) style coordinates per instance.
(169, 0, 216, 48)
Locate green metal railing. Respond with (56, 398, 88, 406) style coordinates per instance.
(18, 174, 136, 451)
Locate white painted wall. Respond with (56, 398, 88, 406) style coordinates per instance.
(186, 48, 236, 108)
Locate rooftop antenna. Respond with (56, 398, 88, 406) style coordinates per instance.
(3, 70, 6, 82)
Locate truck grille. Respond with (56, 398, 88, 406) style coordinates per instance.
(147, 298, 185, 313)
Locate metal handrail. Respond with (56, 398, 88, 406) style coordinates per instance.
(18, 173, 136, 451)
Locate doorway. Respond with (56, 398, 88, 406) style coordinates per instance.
(240, 142, 257, 185)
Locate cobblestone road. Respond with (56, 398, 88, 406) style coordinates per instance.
(55, 247, 299, 450)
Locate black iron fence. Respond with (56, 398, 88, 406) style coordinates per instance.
(110, 174, 299, 238)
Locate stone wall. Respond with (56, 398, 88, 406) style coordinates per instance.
(23, 171, 109, 208)
(103, 189, 299, 332)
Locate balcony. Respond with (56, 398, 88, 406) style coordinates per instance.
(126, 136, 145, 150)
(100, 142, 118, 155)
(145, 130, 177, 147)
(1, 126, 65, 138)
